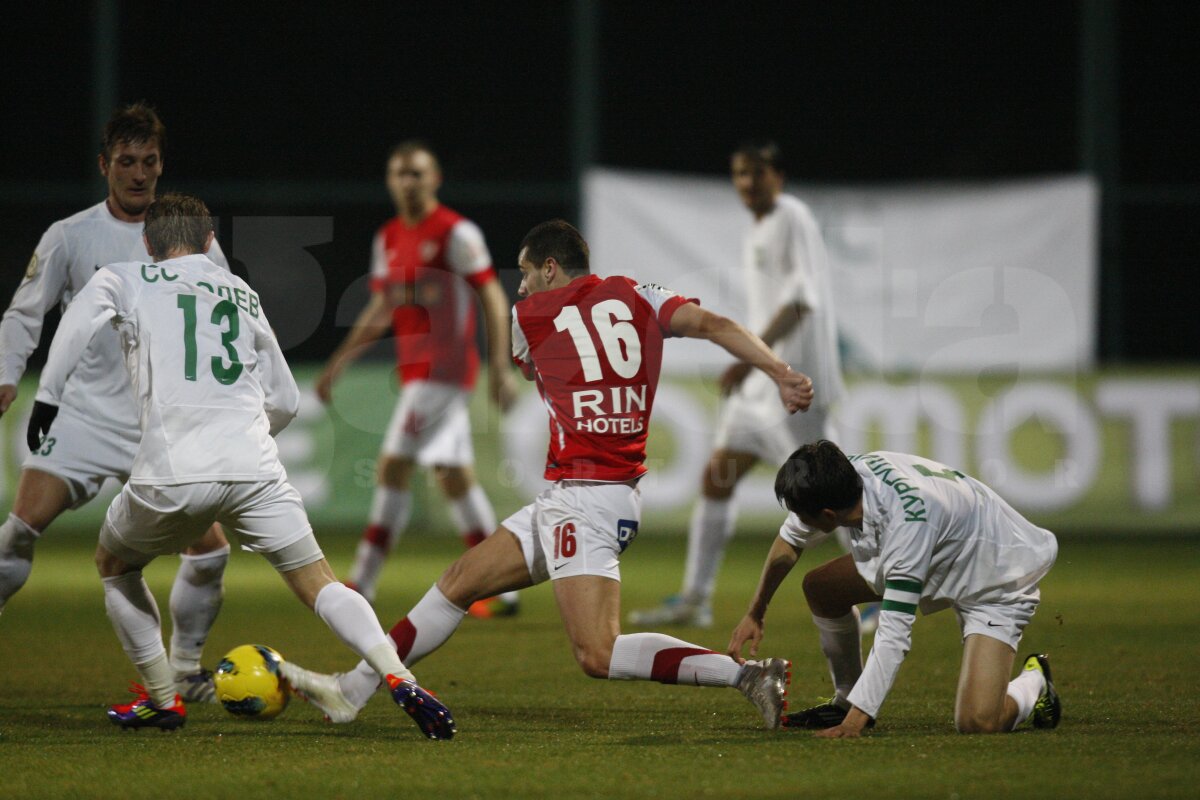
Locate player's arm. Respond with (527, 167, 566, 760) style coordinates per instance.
(667, 302, 813, 413)
(314, 292, 392, 404)
(28, 269, 128, 447)
(727, 535, 803, 663)
(719, 301, 809, 394)
(475, 276, 518, 411)
(0, 225, 71, 415)
(255, 315, 301, 437)
(820, 520, 934, 738)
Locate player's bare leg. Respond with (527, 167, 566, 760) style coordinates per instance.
(562, 574, 789, 728)
(954, 634, 1020, 733)
(277, 554, 454, 739)
(170, 523, 229, 701)
(629, 450, 758, 628)
(0, 469, 72, 614)
(956, 633, 1059, 734)
(435, 464, 520, 617)
(284, 527, 533, 722)
(783, 555, 881, 730)
(346, 454, 415, 600)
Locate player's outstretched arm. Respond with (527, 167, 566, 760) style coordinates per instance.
(668, 303, 813, 413)
(315, 293, 393, 404)
(727, 536, 803, 663)
(475, 277, 518, 411)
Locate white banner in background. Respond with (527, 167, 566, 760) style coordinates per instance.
(583, 169, 1098, 374)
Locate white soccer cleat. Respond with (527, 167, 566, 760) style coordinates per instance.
(174, 667, 217, 704)
(628, 595, 713, 628)
(280, 662, 361, 724)
(737, 658, 790, 729)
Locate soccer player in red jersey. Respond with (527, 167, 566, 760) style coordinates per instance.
(316, 141, 519, 613)
(285, 220, 813, 729)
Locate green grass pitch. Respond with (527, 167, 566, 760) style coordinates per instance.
(1, 531, 1197, 799)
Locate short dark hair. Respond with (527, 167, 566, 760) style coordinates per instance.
(101, 102, 165, 162)
(732, 139, 783, 173)
(143, 193, 213, 258)
(520, 220, 590, 277)
(388, 139, 440, 170)
(774, 440, 862, 517)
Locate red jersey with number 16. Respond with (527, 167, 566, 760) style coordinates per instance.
(512, 274, 697, 482)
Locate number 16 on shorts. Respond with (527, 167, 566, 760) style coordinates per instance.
(553, 523, 577, 560)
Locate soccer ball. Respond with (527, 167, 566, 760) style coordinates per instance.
(214, 644, 290, 719)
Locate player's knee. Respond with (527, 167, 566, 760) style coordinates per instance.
(802, 569, 844, 617)
(573, 648, 612, 679)
(954, 711, 1005, 734)
(377, 457, 412, 488)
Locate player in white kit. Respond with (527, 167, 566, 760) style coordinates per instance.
(632, 140, 849, 630)
(0, 104, 229, 701)
(727, 440, 1062, 736)
(30, 194, 454, 738)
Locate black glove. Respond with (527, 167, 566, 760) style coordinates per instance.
(27, 400, 59, 452)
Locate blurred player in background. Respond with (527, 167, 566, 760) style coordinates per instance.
(0, 104, 230, 701)
(631, 140, 860, 630)
(316, 141, 519, 616)
(29, 194, 454, 739)
(728, 440, 1061, 736)
(284, 220, 812, 730)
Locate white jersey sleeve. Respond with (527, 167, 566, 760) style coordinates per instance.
(777, 511, 832, 550)
(369, 229, 388, 285)
(0, 223, 72, 386)
(255, 323, 299, 436)
(35, 267, 136, 405)
(445, 220, 493, 279)
(782, 203, 824, 313)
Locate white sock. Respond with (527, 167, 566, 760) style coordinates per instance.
(608, 632, 741, 687)
(680, 496, 735, 605)
(447, 484, 496, 543)
(1006, 666, 1045, 729)
(0, 514, 39, 611)
(364, 642, 414, 683)
(168, 545, 229, 673)
(313, 582, 391, 658)
(813, 611, 862, 703)
(137, 652, 180, 707)
(339, 584, 466, 708)
(103, 572, 172, 703)
(348, 487, 412, 599)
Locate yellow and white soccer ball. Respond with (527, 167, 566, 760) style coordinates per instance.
(214, 644, 290, 720)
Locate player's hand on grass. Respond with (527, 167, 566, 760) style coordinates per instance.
(776, 367, 813, 413)
(726, 613, 765, 664)
(814, 708, 872, 739)
(0, 384, 16, 416)
(719, 362, 752, 395)
(490, 367, 518, 413)
(26, 400, 58, 451)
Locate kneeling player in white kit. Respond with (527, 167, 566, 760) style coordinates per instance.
(283, 220, 814, 730)
(728, 440, 1062, 736)
(30, 194, 453, 738)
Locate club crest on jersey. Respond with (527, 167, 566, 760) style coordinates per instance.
(419, 240, 438, 263)
(24, 253, 38, 280)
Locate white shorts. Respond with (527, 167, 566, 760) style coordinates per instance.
(500, 481, 642, 584)
(714, 380, 834, 465)
(955, 590, 1040, 651)
(24, 407, 139, 508)
(100, 476, 323, 571)
(381, 381, 473, 467)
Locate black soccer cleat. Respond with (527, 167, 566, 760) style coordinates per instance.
(1023, 653, 1062, 729)
(781, 699, 875, 730)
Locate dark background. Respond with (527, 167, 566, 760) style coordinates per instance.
(2, 1, 1196, 364)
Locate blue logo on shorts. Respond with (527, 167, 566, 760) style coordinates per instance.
(616, 519, 639, 553)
